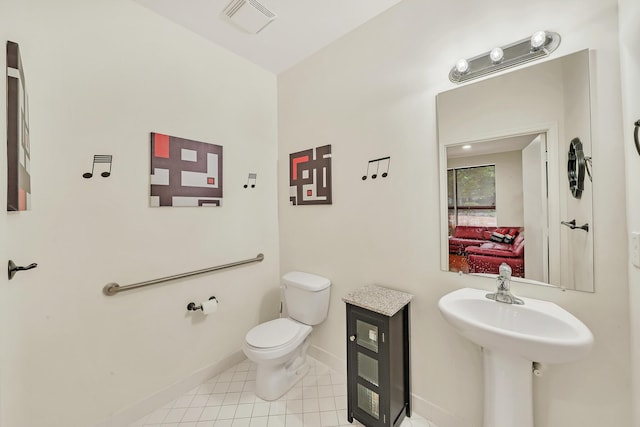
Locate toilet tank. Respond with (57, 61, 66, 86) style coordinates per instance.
(282, 271, 331, 325)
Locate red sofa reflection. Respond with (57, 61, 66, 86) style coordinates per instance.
(466, 233, 525, 277)
(448, 226, 497, 255)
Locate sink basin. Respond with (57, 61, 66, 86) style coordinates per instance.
(438, 287, 594, 427)
(438, 287, 593, 363)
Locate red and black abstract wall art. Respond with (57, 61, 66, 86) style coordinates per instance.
(6, 41, 31, 211)
(150, 133, 223, 207)
(289, 145, 332, 205)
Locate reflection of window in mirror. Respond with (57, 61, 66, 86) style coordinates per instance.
(447, 165, 497, 233)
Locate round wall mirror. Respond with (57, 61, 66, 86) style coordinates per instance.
(568, 137, 585, 199)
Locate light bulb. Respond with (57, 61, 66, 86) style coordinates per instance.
(455, 59, 469, 74)
(489, 47, 504, 63)
(531, 30, 547, 50)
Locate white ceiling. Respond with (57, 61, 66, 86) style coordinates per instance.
(132, 0, 404, 74)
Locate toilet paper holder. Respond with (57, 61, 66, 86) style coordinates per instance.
(187, 296, 217, 312)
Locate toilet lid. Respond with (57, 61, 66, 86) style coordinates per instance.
(246, 318, 301, 349)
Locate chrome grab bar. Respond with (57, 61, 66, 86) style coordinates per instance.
(103, 253, 264, 296)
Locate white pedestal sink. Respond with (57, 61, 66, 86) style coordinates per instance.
(438, 288, 593, 427)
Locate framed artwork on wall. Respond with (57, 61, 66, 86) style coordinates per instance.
(150, 133, 223, 207)
(6, 41, 31, 211)
(289, 144, 332, 205)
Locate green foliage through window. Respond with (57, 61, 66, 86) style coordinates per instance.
(448, 165, 497, 229)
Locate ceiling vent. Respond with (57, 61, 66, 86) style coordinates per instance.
(222, 0, 277, 34)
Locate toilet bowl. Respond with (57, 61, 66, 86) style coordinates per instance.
(243, 271, 331, 401)
(243, 318, 312, 400)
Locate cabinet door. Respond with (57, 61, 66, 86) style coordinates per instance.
(347, 305, 389, 427)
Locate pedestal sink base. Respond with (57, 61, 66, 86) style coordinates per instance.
(483, 349, 533, 427)
(439, 288, 594, 427)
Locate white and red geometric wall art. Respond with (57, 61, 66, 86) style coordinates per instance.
(6, 41, 31, 211)
(150, 133, 223, 207)
(289, 145, 332, 205)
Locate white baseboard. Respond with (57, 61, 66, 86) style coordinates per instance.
(93, 350, 246, 427)
(410, 392, 469, 427)
(308, 344, 346, 375)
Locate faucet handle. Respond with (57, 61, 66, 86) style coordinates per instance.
(499, 263, 512, 280)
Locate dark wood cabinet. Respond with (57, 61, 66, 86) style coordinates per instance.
(345, 299, 411, 427)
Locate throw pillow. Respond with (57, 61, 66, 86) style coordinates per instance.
(490, 228, 508, 242)
(503, 228, 519, 244)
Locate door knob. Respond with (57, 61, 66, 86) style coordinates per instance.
(349, 335, 356, 342)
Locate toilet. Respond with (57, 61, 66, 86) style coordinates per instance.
(243, 271, 331, 401)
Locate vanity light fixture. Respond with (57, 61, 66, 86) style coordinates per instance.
(449, 30, 561, 83)
(489, 47, 504, 64)
(530, 30, 548, 51)
(455, 58, 470, 74)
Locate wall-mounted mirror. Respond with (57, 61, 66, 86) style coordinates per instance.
(437, 49, 594, 292)
(568, 137, 587, 199)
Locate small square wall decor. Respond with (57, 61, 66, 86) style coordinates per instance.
(6, 41, 31, 211)
(289, 144, 332, 205)
(150, 133, 223, 207)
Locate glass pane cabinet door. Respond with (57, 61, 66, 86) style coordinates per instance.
(357, 352, 379, 386)
(347, 304, 390, 427)
(347, 302, 411, 427)
(356, 319, 379, 353)
(357, 383, 380, 420)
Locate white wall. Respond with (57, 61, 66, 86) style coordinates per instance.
(0, 1, 280, 426)
(436, 58, 565, 146)
(278, 1, 630, 426)
(447, 151, 524, 226)
(618, 0, 640, 425)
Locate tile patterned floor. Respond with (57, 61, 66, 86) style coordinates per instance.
(131, 357, 439, 427)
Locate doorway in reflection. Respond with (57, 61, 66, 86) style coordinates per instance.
(447, 133, 546, 280)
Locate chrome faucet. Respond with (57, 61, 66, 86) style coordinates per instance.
(486, 263, 524, 305)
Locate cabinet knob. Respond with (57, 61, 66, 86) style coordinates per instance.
(349, 335, 356, 342)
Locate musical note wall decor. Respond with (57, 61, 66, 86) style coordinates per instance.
(244, 173, 257, 188)
(83, 155, 113, 178)
(362, 156, 390, 180)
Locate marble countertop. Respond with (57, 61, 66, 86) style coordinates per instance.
(342, 285, 413, 317)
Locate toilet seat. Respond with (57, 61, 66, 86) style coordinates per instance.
(246, 318, 302, 349)
(244, 318, 312, 363)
